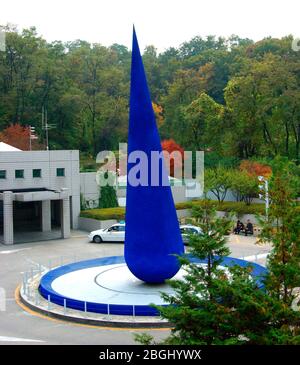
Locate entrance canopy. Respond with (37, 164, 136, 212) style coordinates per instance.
(0, 188, 70, 245)
(0, 188, 69, 202)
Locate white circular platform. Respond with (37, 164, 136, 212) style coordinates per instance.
(39, 255, 267, 316)
(52, 263, 189, 306)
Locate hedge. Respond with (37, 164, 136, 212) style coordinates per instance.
(190, 201, 266, 215)
(80, 200, 282, 221)
(80, 207, 126, 220)
(185, 200, 299, 215)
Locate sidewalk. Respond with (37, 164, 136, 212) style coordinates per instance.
(0, 229, 88, 245)
(227, 233, 272, 266)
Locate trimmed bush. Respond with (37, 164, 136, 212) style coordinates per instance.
(191, 200, 266, 215)
(174, 201, 193, 210)
(190, 200, 299, 215)
(80, 207, 125, 220)
(175, 200, 266, 215)
(80, 200, 295, 221)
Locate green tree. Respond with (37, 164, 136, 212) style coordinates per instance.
(1, 26, 300, 165)
(136, 202, 300, 345)
(98, 184, 118, 209)
(183, 92, 224, 150)
(161, 68, 205, 148)
(259, 158, 300, 305)
(204, 167, 233, 202)
(230, 169, 258, 205)
(148, 205, 238, 345)
(98, 172, 119, 209)
(224, 53, 300, 162)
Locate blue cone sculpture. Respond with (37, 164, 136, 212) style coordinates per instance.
(124, 28, 184, 283)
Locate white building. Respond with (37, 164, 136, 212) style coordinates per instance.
(0, 147, 80, 245)
(0, 143, 202, 244)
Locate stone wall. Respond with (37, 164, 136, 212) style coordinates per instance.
(78, 217, 117, 232)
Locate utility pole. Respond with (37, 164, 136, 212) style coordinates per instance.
(42, 106, 55, 150)
(45, 108, 49, 150)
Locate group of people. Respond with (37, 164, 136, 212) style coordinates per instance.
(233, 219, 254, 236)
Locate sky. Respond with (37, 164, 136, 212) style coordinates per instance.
(0, 0, 299, 53)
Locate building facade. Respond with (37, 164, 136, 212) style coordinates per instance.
(0, 150, 80, 245)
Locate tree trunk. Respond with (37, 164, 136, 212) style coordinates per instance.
(284, 120, 289, 156)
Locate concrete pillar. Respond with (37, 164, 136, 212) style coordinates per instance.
(70, 195, 80, 229)
(61, 198, 70, 238)
(3, 191, 13, 245)
(41, 200, 51, 232)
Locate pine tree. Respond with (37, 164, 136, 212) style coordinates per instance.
(135, 199, 300, 345)
(98, 184, 118, 208)
(97, 171, 119, 208)
(152, 204, 243, 345)
(259, 158, 300, 305)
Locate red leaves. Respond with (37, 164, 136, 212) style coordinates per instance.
(0, 124, 41, 150)
(161, 139, 184, 177)
(240, 160, 272, 178)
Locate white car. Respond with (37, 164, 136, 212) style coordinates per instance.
(88, 222, 202, 244)
(180, 224, 203, 244)
(88, 223, 126, 243)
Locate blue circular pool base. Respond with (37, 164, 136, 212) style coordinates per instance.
(39, 255, 267, 317)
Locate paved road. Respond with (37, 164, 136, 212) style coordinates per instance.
(0, 232, 271, 345)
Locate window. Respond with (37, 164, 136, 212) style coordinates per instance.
(32, 169, 41, 178)
(56, 168, 65, 177)
(108, 226, 118, 232)
(0, 170, 6, 179)
(15, 170, 24, 179)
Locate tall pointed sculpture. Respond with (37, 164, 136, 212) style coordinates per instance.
(124, 28, 184, 283)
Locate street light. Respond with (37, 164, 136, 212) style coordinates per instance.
(258, 175, 269, 219)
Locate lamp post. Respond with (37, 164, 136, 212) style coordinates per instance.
(258, 175, 269, 219)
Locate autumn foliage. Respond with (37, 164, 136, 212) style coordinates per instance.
(0, 124, 41, 150)
(152, 102, 164, 127)
(161, 139, 184, 177)
(239, 160, 272, 178)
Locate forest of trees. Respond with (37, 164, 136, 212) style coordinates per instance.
(1, 25, 300, 166)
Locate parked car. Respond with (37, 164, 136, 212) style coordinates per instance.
(88, 222, 203, 244)
(88, 223, 125, 243)
(180, 224, 203, 244)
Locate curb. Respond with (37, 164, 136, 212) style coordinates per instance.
(17, 287, 171, 329)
